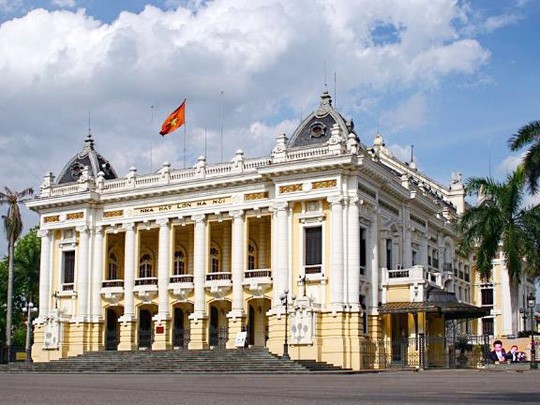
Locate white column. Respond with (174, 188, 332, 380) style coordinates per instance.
(157, 219, 170, 318)
(188, 225, 194, 274)
(222, 221, 230, 273)
(192, 214, 206, 317)
(91, 226, 104, 321)
(122, 223, 136, 320)
(328, 195, 344, 308)
(347, 197, 360, 309)
(369, 217, 379, 313)
(76, 225, 90, 320)
(272, 202, 289, 307)
(419, 234, 428, 267)
(230, 210, 245, 316)
(402, 208, 412, 268)
(37, 229, 52, 320)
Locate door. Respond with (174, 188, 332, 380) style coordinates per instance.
(139, 309, 153, 349)
(105, 309, 119, 351)
(173, 307, 186, 348)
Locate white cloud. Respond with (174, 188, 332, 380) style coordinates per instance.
(484, 14, 520, 32)
(497, 154, 524, 176)
(51, 0, 76, 8)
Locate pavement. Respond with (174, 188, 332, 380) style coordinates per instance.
(0, 369, 539, 404)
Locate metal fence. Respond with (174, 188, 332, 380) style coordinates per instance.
(360, 335, 540, 369)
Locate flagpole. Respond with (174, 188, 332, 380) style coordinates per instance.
(150, 105, 154, 173)
(220, 90, 224, 162)
(184, 120, 187, 169)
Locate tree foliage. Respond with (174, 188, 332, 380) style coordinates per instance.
(0, 227, 40, 348)
(457, 167, 539, 283)
(509, 120, 540, 194)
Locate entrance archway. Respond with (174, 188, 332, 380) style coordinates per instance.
(173, 303, 193, 349)
(208, 301, 231, 348)
(246, 298, 271, 347)
(105, 307, 123, 351)
(138, 306, 157, 349)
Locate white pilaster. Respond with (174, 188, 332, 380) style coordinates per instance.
(157, 218, 170, 318)
(192, 214, 206, 318)
(347, 197, 360, 309)
(403, 209, 412, 269)
(230, 210, 245, 317)
(328, 195, 344, 308)
(258, 220, 266, 268)
(369, 217, 379, 313)
(76, 225, 90, 320)
(121, 223, 136, 320)
(91, 226, 104, 320)
(37, 229, 51, 321)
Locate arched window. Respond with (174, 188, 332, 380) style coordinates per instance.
(174, 248, 186, 275)
(209, 243, 221, 273)
(247, 240, 257, 270)
(139, 253, 153, 278)
(108, 252, 119, 280)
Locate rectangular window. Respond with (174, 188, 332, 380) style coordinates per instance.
(481, 288, 494, 307)
(63, 250, 75, 285)
(359, 228, 367, 275)
(482, 318, 494, 335)
(360, 294, 368, 334)
(385, 239, 393, 270)
(305, 226, 322, 266)
(412, 250, 417, 266)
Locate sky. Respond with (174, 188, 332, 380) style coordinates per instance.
(0, 0, 539, 256)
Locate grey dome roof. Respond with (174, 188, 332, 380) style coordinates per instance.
(56, 134, 117, 184)
(287, 90, 356, 148)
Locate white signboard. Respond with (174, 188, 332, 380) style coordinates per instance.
(43, 318, 60, 350)
(234, 331, 247, 348)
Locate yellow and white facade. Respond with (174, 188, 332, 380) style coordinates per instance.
(29, 91, 500, 369)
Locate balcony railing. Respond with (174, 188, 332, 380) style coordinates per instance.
(134, 277, 158, 286)
(304, 265, 322, 275)
(102, 279, 124, 288)
(206, 272, 232, 281)
(62, 283, 74, 291)
(244, 269, 272, 279)
(170, 274, 194, 284)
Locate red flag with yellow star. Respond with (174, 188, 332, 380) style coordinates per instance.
(160, 99, 186, 136)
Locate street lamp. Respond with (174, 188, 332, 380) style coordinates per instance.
(527, 292, 537, 369)
(22, 299, 37, 364)
(279, 289, 295, 360)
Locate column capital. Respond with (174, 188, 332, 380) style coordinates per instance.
(156, 218, 169, 227)
(37, 229, 50, 238)
(76, 225, 89, 234)
(191, 214, 206, 223)
(348, 195, 360, 205)
(229, 209, 244, 219)
(327, 195, 344, 206)
(270, 201, 288, 212)
(93, 225, 104, 236)
(123, 222, 135, 231)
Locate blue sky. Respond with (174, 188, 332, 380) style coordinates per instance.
(0, 0, 539, 256)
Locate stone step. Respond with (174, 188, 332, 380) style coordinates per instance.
(27, 348, 348, 374)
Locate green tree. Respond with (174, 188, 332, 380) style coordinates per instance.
(0, 187, 33, 358)
(509, 120, 540, 194)
(0, 228, 41, 349)
(457, 167, 539, 330)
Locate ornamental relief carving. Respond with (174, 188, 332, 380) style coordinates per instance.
(66, 212, 84, 220)
(244, 191, 268, 201)
(104, 210, 124, 218)
(44, 215, 60, 223)
(279, 183, 302, 194)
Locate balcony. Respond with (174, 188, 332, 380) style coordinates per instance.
(133, 277, 158, 303)
(205, 272, 232, 298)
(101, 279, 124, 305)
(383, 265, 441, 287)
(243, 269, 272, 297)
(169, 274, 194, 301)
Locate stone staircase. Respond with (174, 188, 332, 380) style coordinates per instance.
(24, 348, 347, 374)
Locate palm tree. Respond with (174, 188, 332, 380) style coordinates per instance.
(457, 167, 539, 331)
(508, 120, 540, 194)
(0, 187, 33, 360)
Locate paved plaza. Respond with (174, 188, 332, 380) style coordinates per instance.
(0, 370, 539, 404)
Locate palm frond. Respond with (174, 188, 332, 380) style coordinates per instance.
(509, 120, 540, 151)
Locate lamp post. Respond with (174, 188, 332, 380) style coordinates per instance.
(279, 289, 295, 360)
(22, 299, 37, 364)
(527, 292, 537, 369)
